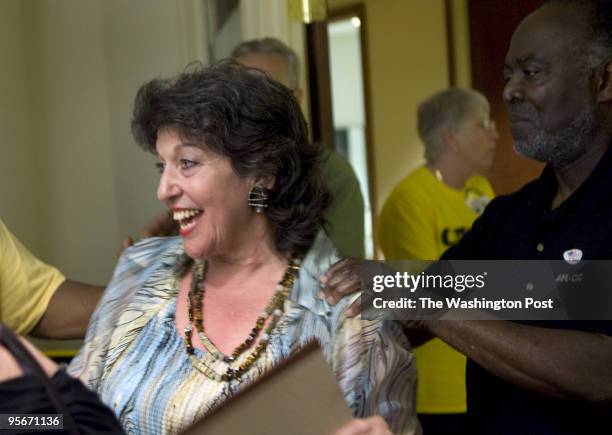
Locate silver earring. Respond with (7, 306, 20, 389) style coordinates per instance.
(248, 186, 269, 213)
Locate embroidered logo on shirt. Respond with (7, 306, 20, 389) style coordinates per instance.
(563, 249, 583, 265)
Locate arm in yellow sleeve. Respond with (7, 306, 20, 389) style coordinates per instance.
(0, 221, 103, 338)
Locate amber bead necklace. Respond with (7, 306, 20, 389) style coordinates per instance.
(179, 254, 301, 382)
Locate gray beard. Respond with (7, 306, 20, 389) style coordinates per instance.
(513, 107, 596, 168)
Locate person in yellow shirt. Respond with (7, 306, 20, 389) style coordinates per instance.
(0, 220, 103, 338)
(379, 88, 498, 434)
(1, 215, 173, 339)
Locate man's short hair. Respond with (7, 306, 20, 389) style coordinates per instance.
(231, 37, 300, 89)
(544, 0, 612, 69)
(417, 88, 490, 163)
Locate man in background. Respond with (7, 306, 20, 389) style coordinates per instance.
(378, 88, 497, 434)
(232, 38, 366, 258)
(324, 1, 612, 433)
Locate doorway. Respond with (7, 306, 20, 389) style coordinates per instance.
(327, 4, 376, 258)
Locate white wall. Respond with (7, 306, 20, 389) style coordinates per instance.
(2, 0, 208, 283)
(24, 0, 120, 283)
(100, 0, 208, 252)
(0, 0, 41, 252)
(329, 23, 365, 128)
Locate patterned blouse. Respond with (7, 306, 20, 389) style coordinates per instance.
(68, 233, 419, 434)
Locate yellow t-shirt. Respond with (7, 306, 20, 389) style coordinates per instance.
(0, 220, 65, 334)
(378, 166, 494, 414)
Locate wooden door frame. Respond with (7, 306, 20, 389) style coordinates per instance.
(305, 21, 335, 149)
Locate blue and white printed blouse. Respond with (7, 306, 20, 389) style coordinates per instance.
(68, 233, 419, 434)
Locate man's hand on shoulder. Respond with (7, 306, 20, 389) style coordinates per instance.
(319, 257, 363, 317)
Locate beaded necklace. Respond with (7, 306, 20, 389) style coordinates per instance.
(180, 254, 301, 382)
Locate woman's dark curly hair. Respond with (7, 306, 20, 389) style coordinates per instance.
(131, 60, 331, 255)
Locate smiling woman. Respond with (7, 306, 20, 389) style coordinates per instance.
(155, 129, 257, 256)
(67, 61, 419, 435)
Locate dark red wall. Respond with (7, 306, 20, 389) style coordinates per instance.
(469, 0, 544, 195)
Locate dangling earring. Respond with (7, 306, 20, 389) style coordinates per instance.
(248, 186, 269, 213)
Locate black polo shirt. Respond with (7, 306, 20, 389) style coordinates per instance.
(441, 147, 612, 434)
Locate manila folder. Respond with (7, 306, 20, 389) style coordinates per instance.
(182, 344, 353, 435)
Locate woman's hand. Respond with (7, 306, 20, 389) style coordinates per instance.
(331, 416, 393, 435)
(0, 336, 58, 382)
(0, 346, 23, 381)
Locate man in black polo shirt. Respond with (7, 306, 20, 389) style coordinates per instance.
(322, 0, 612, 433)
(420, 1, 612, 433)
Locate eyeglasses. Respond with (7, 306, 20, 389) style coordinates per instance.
(479, 118, 497, 133)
